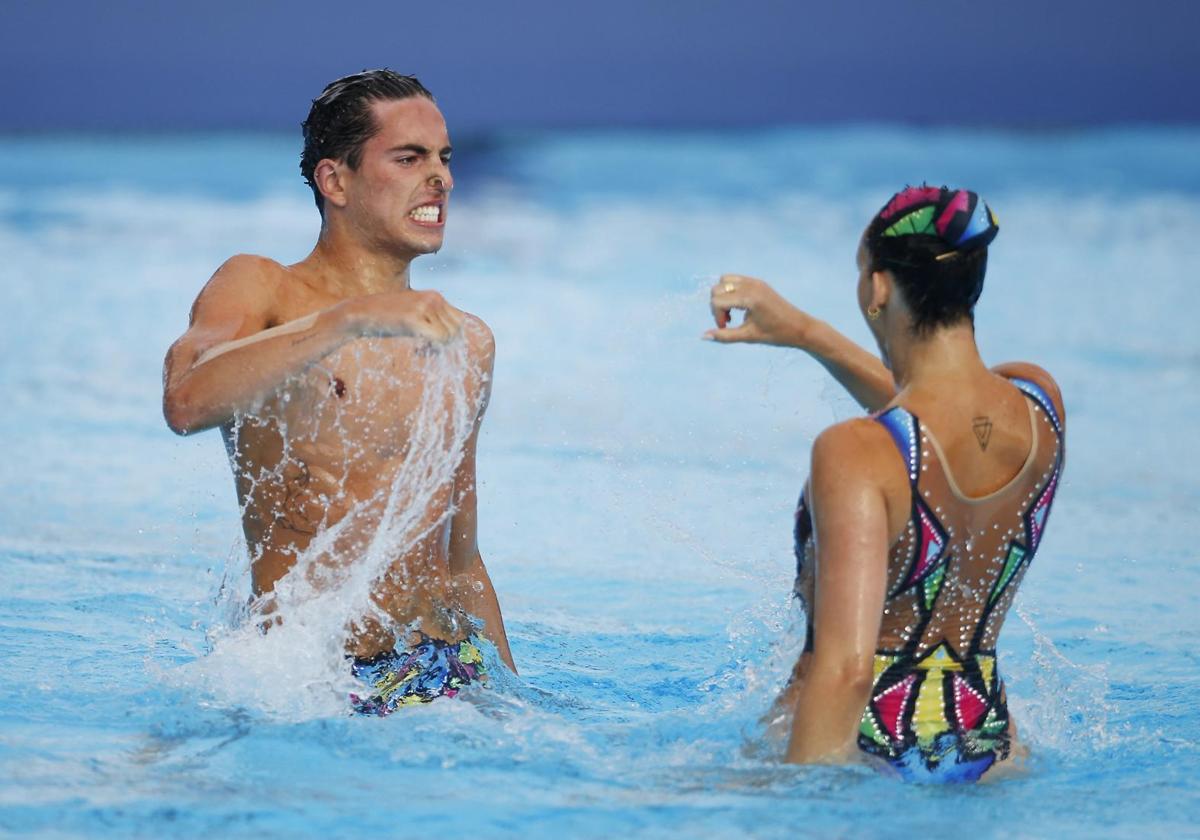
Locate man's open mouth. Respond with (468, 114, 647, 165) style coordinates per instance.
(409, 204, 442, 224)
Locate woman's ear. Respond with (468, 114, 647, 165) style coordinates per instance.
(870, 269, 893, 312)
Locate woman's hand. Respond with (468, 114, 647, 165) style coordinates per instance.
(704, 274, 812, 347)
(703, 273, 897, 411)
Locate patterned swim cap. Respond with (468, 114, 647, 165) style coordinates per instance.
(875, 186, 999, 254)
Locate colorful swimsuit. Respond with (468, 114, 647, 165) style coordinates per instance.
(350, 635, 487, 715)
(793, 378, 1064, 782)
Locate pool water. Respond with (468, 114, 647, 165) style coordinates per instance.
(2, 127, 1199, 837)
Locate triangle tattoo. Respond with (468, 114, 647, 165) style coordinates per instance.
(973, 417, 993, 451)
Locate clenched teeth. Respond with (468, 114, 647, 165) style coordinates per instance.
(409, 205, 441, 223)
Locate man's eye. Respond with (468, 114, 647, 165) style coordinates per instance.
(441, 155, 452, 165)
(397, 157, 417, 166)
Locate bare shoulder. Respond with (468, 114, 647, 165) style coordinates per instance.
(169, 254, 289, 369)
(990, 361, 1066, 425)
(810, 418, 910, 541)
(191, 253, 286, 323)
(207, 253, 286, 298)
(461, 312, 496, 365)
(811, 418, 898, 484)
(457, 313, 496, 416)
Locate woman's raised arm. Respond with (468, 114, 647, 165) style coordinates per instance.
(704, 274, 896, 412)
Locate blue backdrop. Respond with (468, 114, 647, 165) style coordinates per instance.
(2, 0, 1197, 131)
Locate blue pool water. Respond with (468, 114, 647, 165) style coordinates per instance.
(2, 127, 1199, 837)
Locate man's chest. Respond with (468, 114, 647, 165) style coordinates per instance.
(260, 338, 482, 462)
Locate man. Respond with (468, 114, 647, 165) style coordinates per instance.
(162, 70, 514, 714)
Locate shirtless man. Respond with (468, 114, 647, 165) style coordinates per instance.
(162, 70, 514, 714)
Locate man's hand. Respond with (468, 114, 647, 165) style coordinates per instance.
(163, 255, 470, 435)
(703, 274, 812, 347)
(341, 289, 465, 343)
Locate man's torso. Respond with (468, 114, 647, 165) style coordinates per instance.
(221, 267, 491, 654)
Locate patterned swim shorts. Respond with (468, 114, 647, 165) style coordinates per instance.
(350, 635, 487, 716)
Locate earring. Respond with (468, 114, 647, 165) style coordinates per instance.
(867, 306, 882, 321)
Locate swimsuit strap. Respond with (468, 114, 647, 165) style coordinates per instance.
(1008, 377, 1062, 438)
(872, 406, 952, 601)
(872, 406, 921, 486)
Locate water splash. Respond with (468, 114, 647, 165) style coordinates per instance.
(1008, 602, 1118, 755)
(166, 329, 485, 720)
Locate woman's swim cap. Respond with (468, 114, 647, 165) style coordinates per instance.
(875, 186, 999, 254)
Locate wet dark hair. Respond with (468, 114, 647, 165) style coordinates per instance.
(300, 69, 434, 214)
(863, 187, 993, 336)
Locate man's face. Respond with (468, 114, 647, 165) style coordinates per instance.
(342, 97, 454, 257)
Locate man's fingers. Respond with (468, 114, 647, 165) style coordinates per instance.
(424, 304, 465, 343)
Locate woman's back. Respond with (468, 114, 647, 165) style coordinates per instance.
(712, 186, 1067, 781)
(813, 370, 1065, 781)
(902, 370, 1038, 498)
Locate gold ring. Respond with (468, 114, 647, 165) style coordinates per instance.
(722, 282, 736, 294)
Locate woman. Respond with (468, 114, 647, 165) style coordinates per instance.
(706, 186, 1065, 782)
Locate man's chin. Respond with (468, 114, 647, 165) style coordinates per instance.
(400, 236, 444, 257)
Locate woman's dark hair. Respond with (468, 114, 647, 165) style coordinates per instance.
(863, 186, 996, 336)
(300, 70, 434, 214)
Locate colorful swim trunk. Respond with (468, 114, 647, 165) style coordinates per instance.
(350, 636, 487, 716)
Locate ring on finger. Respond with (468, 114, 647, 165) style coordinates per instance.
(722, 282, 736, 294)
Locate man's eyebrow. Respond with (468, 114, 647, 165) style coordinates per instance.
(386, 144, 453, 156)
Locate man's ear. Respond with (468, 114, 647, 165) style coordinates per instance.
(314, 159, 349, 210)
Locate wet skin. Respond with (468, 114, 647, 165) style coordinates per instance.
(163, 97, 515, 667)
(706, 253, 1065, 771)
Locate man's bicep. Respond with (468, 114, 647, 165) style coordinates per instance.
(165, 256, 275, 379)
(165, 321, 243, 381)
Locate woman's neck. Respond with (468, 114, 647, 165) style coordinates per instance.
(888, 322, 989, 392)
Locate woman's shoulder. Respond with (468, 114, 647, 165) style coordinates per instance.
(810, 417, 907, 483)
(808, 418, 914, 539)
(989, 361, 1067, 429)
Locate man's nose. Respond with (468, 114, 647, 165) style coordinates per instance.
(429, 165, 453, 192)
